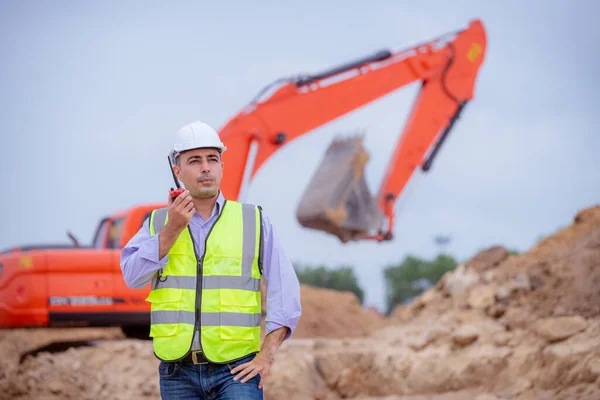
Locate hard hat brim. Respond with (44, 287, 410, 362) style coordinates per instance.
(173, 145, 227, 153)
(169, 145, 227, 164)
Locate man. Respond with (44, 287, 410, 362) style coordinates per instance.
(120, 121, 302, 399)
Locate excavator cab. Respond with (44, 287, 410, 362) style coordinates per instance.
(295, 135, 384, 243)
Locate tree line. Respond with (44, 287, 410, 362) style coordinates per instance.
(294, 247, 519, 315)
(294, 254, 457, 315)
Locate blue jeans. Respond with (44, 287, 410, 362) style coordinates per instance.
(158, 353, 263, 399)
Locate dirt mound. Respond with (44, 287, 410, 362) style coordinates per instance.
(262, 204, 600, 399)
(260, 278, 385, 340)
(1, 339, 158, 400)
(0, 328, 124, 381)
(393, 204, 600, 326)
(1, 204, 598, 400)
(0, 282, 383, 399)
(268, 317, 600, 400)
(291, 285, 386, 338)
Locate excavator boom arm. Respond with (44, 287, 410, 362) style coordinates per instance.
(218, 19, 487, 240)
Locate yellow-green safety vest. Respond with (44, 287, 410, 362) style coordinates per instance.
(145, 200, 263, 364)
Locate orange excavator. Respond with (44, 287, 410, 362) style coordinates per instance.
(219, 18, 487, 242)
(0, 20, 486, 335)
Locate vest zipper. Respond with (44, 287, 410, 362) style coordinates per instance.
(186, 200, 227, 363)
(195, 253, 203, 352)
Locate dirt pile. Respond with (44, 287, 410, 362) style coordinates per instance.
(0, 339, 159, 400)
(0, 328, 124, 380)
(261, 280, 386, 340)
(0, 282, 383, 399)
(394, 204, 600, 325)
(0, 205, 598, 400)
(289, 284, 386, 338)
(264, 204, 600, 399)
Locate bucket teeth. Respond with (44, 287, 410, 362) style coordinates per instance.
(296, 134, 383, 242)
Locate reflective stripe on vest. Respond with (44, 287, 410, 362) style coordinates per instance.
(145, 200, 263, 363)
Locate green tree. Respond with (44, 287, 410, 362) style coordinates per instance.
(383, 253, 457, 315)
(294, 263, 365, 304)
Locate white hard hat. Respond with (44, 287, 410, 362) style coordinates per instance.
(170, 121, 227, 162)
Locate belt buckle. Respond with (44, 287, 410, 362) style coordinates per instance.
(191, 351, 208, 365)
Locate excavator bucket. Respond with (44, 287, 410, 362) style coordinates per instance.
(296, 135, 384, 242)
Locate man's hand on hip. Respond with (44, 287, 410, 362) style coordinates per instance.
(230, 351, 275, 389)
(230, 327, 289, 389)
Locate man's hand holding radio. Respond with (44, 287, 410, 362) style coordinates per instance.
(159, 189, 195, 259)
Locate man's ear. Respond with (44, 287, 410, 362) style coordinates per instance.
(173, 165, 181, 181)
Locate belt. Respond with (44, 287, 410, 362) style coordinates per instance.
(180, 351, 209, 365)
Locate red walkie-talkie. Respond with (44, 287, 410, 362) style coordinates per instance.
(168, 156, 184, 202)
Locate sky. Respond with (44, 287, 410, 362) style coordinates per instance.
(1, 0, 598, 311)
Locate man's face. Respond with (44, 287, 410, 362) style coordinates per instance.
(174, 148, 223, 199)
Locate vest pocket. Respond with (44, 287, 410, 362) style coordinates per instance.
(218, 289, 259, 341)
(220, 325, 256, 341)
(169, 240, 191, 254)
(218, 289, 258, 313)
(146, 288, 184, 337)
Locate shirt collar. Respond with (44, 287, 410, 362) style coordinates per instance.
(214, 190, 225, 215)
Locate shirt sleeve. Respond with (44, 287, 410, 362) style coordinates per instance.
(260, 211, 302, 340)
(120, 217, 169, 289)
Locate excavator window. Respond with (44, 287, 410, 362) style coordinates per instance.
(106, 218, 125, 249)
(141, 212, 152, 229)
(92, 218, 110, 248)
